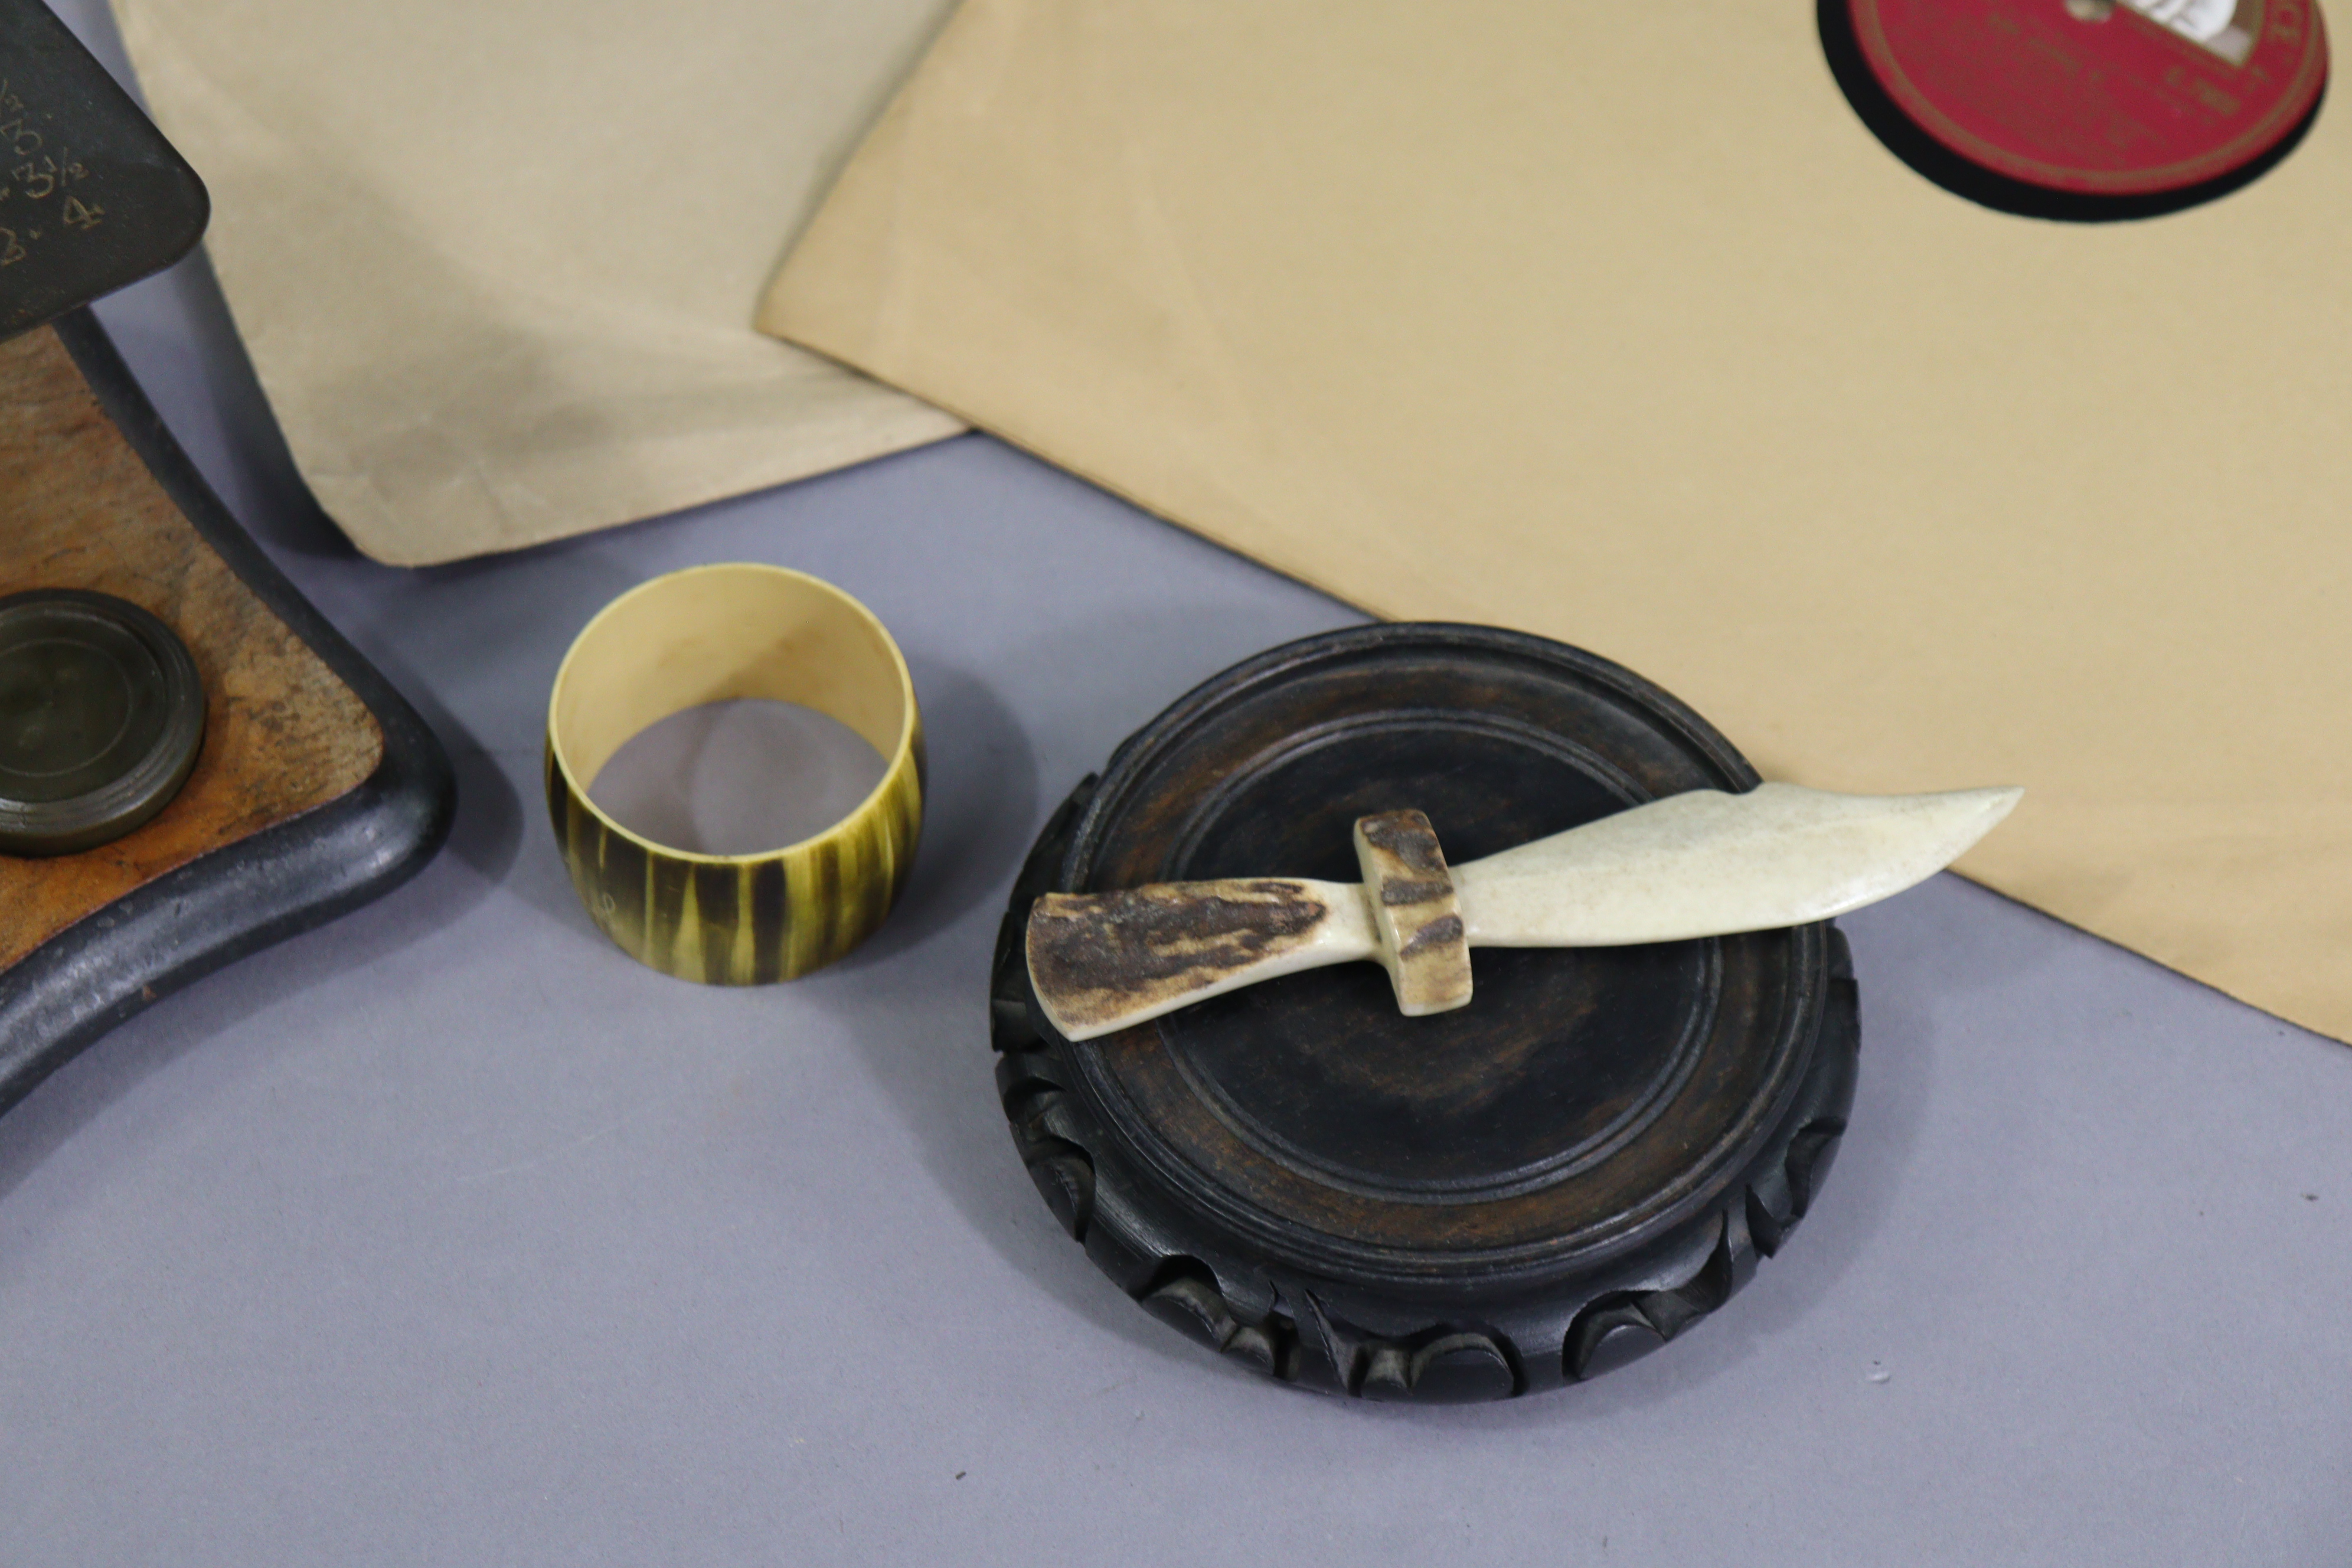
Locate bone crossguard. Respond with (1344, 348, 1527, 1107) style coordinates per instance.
(1023, 783, 2023, 1042)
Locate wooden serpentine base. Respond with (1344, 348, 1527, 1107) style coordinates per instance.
(0, 321, 379, 963)
(0, 311, 450, 1118)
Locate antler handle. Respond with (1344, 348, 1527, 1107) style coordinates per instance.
(1023, 810, 1484, 1041)
(1025, 877, 1375, 1041)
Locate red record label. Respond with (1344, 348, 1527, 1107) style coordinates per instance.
(1848, 0, 2329, 195)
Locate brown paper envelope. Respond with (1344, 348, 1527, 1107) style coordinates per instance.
(762, 0, 2352, 1041)
(109, 0, 965, 565)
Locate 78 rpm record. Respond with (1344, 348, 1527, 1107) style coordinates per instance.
(989, 626, 1860, 1402)
(1830, 0, 2328, 215)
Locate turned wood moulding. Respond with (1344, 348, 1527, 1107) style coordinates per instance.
(992, 625, 1860, 1402)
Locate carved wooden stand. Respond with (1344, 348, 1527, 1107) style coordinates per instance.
(993, 625, 1858, 1402)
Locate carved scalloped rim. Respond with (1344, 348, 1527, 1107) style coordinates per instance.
(988, 772, 1860, 1402)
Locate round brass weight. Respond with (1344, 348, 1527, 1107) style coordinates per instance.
(0, 589, 205, 857)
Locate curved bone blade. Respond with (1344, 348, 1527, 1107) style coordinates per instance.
(1452, 782, 2022, 948)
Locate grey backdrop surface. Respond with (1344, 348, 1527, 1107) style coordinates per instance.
(5, 5, 2349, 1560)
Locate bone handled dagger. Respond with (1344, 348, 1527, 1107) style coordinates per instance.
(1025, 782, 2021, 1041)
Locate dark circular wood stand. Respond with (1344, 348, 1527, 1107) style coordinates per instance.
(991, 625, 1859, 1402)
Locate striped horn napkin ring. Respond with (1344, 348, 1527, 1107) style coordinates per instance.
(545, 564, 923, 983)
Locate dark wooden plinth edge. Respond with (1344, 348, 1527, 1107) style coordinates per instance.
(990, 772, 1861, 1403)
(0, 309, 452, 1121)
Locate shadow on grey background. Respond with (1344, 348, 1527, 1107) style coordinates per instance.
(590, 702, 888, 857)
(99, 250, 358, 563)
(0, 808, 509, 1280)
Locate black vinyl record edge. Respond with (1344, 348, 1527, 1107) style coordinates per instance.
(990, 626, 1862, 1403)
(0, 308, 454, 1121)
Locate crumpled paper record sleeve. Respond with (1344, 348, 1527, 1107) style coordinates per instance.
(108, 0, 965, 565)
(763, 1, 2352, 1042)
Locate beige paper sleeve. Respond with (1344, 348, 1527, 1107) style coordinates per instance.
(762, 0, 2352, 1041)
(110, 0, 965, 565)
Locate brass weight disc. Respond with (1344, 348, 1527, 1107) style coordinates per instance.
(0, 589, 205, 856)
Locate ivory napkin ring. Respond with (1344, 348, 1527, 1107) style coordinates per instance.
(545, 564, 923, 983)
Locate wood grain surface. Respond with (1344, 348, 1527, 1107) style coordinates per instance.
(0, 324, 381, 972)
